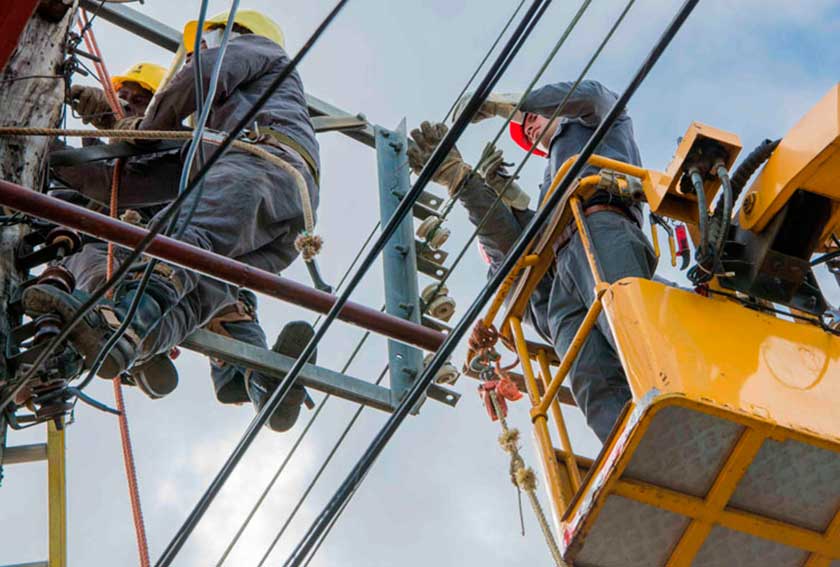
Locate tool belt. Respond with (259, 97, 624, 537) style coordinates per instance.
(248, 126, 320, 186)
(553, 203, 638, 252)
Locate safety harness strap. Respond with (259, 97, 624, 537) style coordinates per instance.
(260, 127, 320, 186)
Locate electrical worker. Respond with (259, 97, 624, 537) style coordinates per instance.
(408, 81, 656, 442)
(31, 10, 318, 431)
(55, 60, 300, 417)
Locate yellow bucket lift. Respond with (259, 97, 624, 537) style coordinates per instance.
(472, 85, 840, 566)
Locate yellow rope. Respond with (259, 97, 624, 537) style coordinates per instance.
(0, 126, 320, 258)
(488, 391, 569, 567)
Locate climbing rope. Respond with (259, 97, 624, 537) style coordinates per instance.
(75, 13, 150, 567)
(468, 321, 568, 567)
(0, 126, 320, 258)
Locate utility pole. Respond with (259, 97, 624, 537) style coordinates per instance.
(0, 0, 76, 398)
(0, 3, 77, 565)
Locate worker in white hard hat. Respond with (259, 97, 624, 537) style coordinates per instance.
(408, 81, 656, 442)
(31, 10, 320, 431)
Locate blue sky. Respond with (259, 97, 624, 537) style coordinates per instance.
(2, 1, 840, 566)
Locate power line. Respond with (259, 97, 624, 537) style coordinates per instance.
(281, 1, 701, 564)
(155, 0, 552, 563)
(241, 0, 609, 555)
(216, 0, 547, 556)
(441, 0, 529, 123)
(256, 365, 387, 566)
(294, 0, 640, 555)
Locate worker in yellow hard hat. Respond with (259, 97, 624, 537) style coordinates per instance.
(68, 61, 166, 129)
(30, 9, 321, 432)
(408, 81, 656, 443)
(182, 9, 285, 52)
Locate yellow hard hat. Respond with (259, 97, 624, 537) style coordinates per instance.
(182, 10, 285, 53)
(111, 62, 167, 94)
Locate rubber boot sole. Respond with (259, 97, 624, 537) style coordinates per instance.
(262, 321, 316, 432)
(128, 354, 179, 399)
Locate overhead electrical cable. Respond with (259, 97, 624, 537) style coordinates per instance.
(216, 0, 554, 556)
(155, 0, 554, 563)
(296, 0, 639, 557)
(280, 1, 701, 564)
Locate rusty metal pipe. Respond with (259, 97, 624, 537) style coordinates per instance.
(0, 178, 445, 352)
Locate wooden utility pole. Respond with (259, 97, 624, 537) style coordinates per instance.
(0, 0, 77, 421)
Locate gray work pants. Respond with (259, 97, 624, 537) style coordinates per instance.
(107, 144, 313, 357)
(64, 244, 272, 403)
(60, 143, 314, 394)
(548, 211, 656, 442)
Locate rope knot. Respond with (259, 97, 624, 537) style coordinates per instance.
(119, 209, 143, 226)
(515, 467, 537, 492)
(295, 231, 323, 261)
(498, 428, 520, 453)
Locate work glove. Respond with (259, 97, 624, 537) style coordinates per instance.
(110, 115, 145, 145)
(477, 143, 531, 211)
(407, 121, 473, 196)
(69, 84, 115, 129)
(452, 92, 523, 124)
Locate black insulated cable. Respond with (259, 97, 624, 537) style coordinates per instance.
(711, 164, 733, 273)
(283, 1, 701, 565)
(273, 0, 637, 556)
(728, 138, 780, 201)
(224, 2, 563, 554)
(155, 0, 550, 564)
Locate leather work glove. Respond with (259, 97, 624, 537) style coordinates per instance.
(477, 143, 531, 211)
(69, 84, 115, 129)
(407, 121, 473, 196)
(110, 115, 145, 145)
(452, 92, 524, 124)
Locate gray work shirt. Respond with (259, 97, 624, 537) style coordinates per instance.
(141, 34, 320, 173)
(521, 80, 642, 222)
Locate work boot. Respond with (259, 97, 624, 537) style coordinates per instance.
(246, 321, 315, 432)
(123, 353, 179, 400)
(21, 275, 177, 380)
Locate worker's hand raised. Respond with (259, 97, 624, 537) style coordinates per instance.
(69, 85, 115, 130)
(477, 143, 531, 211)
(408, 121, 472, 196)
(451, 92, 524, 124)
